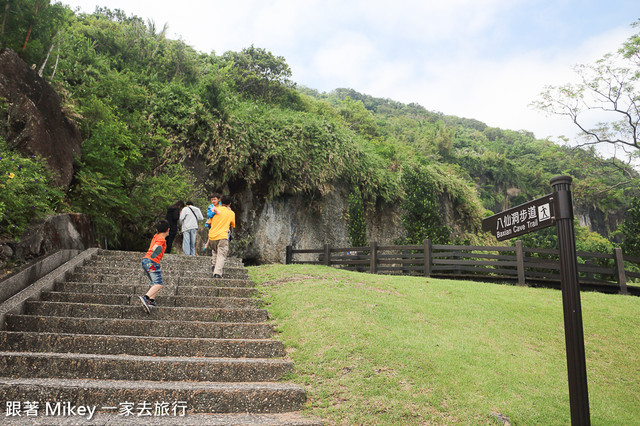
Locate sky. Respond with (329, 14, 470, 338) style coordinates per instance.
(61, 0, 639, 143)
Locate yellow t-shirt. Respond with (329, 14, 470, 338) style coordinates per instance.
(207, 205, 235, 241)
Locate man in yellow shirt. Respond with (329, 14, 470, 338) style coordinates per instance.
(207, 195, 236, 278)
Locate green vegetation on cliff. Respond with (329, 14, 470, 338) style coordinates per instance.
(1, 2, 638, 252)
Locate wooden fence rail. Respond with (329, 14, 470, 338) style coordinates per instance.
(285, 240, 640, 296)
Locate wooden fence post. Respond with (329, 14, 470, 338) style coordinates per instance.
(613, 248, 629, 295)
(285, 245, 292, 265)
(583, 260, 594, 281)
(454, 252, 461, 275)
(324, 244, 331, 266)
(370, 241, 378, 274)
(515, 240, 526, 286)
(424, 239, 432, 277)
(402, 249, 409, 275)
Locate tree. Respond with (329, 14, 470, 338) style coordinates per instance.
(337, 97, 379, 139)
(434, 120, 454, 158)
(399, 164, 450, 244)
(222, 45, 298, 106)
(0, 0, 71, 68)
(533, 20, 640, 165)
(620, 197, 640, 257)
(0, 137, 63, 237)
(346, 188, 368, 247)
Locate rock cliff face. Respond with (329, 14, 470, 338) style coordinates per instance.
(0, 49, 92, 274)
(0, 213, 96, 274)
(575, 205, 625, 244)
(16, 213, 96, 258)
(0, 48, 81, 189)
(233, 185, 405, 264)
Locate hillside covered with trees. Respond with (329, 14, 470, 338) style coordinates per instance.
(1, 2, 639, 257)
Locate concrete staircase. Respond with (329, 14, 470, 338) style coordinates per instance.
(0, 250, 319, 425)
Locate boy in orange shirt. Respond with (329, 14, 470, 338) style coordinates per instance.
(138, 220, 170, 313)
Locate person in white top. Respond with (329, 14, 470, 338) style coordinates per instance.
(179, 201, 204, 255)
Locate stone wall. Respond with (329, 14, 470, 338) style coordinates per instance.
(0, 214, 96, 275)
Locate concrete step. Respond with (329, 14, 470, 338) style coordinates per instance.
(78, 264, 249, 276)
(0, 248, 316, 421)
(0, 377, 307, 414)
(82, 263, 249, 279)
(94, 250, 245, 267)
(23, 301, 268, 323)
(4, 315, 275, 339)
(87, 263, 248, 276)
(99, 248, 242, 257)
(0, 331, 285, 358)
(55, 282, 258, 298)
(86, 258, 246, 271)
(66, 272, 253, 287)
(174, 285, 260, 298)
(0, 352, 293, 382)
(42, 291, 260, 309)
(93, 251, 243, 261)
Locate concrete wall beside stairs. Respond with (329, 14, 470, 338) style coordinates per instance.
(0, 249, 321, 425)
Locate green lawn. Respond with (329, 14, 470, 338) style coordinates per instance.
(248, 264, 640, 425)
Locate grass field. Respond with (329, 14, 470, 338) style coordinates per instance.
(248, 264, 640, 425)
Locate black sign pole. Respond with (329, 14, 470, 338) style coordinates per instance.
(550, 175, 590, 425)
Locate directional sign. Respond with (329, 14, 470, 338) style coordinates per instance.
(484, 177, 590, 423)
(482, 194, 555, 241)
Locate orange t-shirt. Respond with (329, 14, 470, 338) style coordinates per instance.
(144, 233, 167, 262)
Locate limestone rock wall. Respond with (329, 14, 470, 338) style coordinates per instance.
(231, 186, 405, 264)
(0, 48, 81, 189)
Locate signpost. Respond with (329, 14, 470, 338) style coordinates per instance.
(481, 194, 555, 241)
(482, 176, 590, 425)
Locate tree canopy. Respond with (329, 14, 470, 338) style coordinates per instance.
(0, 4, 637, 254)
(533, 19, 640, 166)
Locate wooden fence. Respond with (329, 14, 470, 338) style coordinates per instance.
(285, 240, 640, 296)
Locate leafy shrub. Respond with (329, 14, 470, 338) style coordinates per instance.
(0, 140, 63, 238)
(518, 219, 615, 253)
(67, 99, 198, 249)
(206, 102, 397, 203)
(399, 164, 451, 244)
(575, 225, 615, 254)
(346, 188, 368, 247)
(620, 197, 640, 257)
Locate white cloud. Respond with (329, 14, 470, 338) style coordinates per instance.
(310, 32, 378, 86)
(358, 23, 637, 142)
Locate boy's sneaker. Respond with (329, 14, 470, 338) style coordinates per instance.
(138, 295, 151, 314)
(148, 299, 157, 307)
